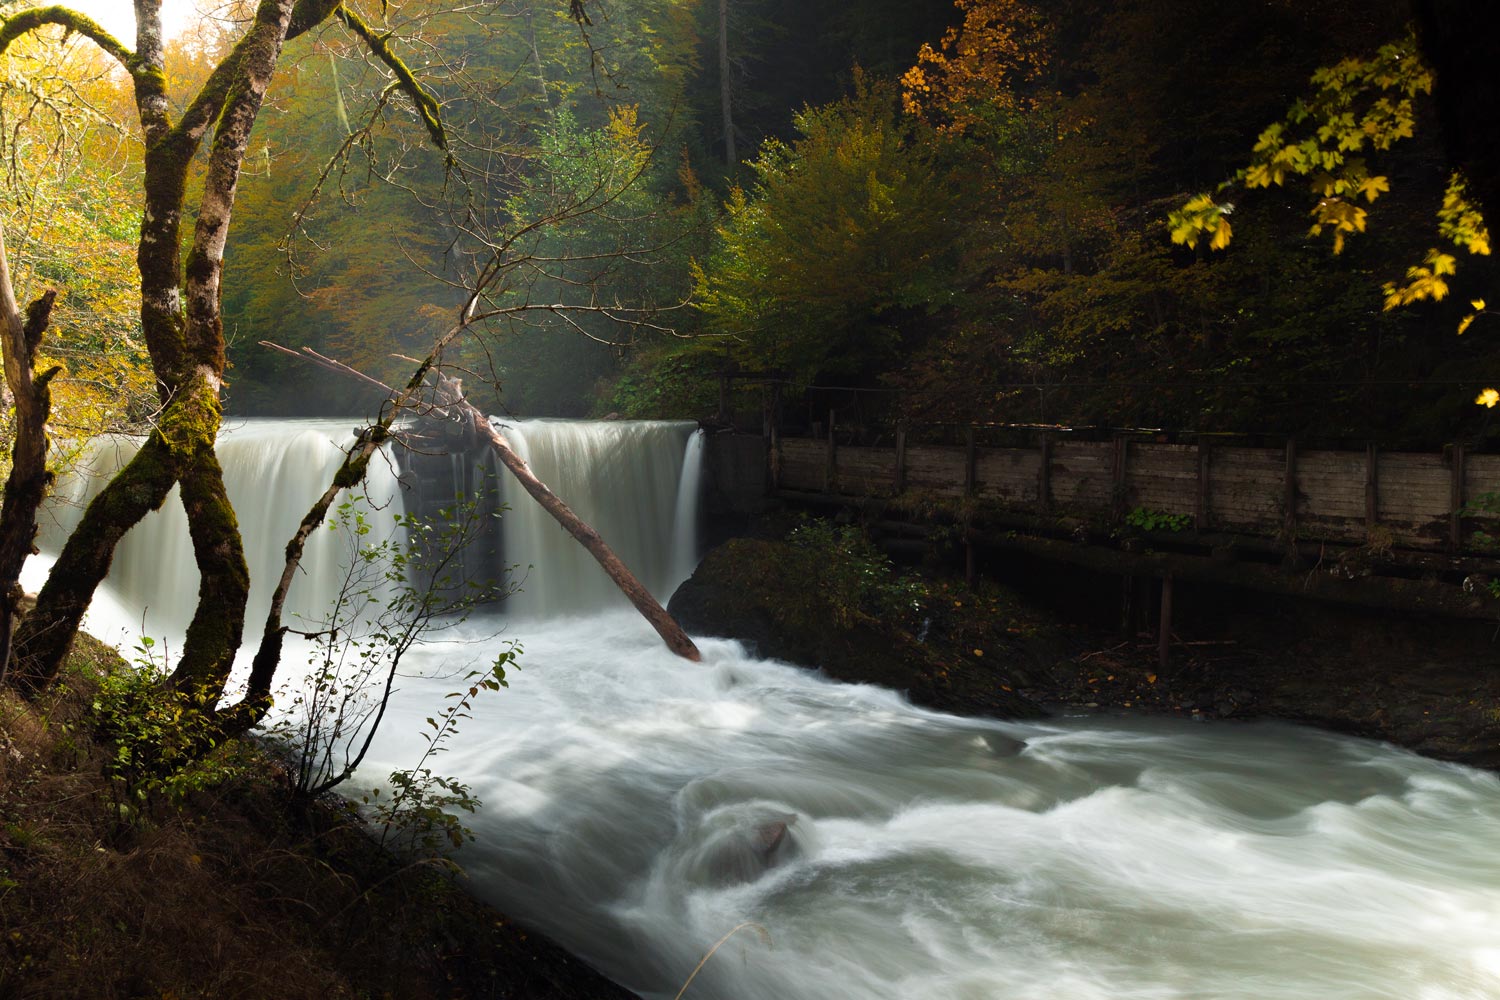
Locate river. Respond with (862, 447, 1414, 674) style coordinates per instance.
(30, 419, 1500, 1000)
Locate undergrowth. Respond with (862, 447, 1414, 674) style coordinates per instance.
(0, 635, 626, 1000)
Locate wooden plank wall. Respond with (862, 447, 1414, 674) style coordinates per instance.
(1050, 441, 1114, 509)
(776, 433, 1500, 554)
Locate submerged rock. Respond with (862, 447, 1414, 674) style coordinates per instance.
(676, 808, 805, 887)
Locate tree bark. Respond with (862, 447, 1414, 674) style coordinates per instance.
(718, 0, 736, 167)
(10, 435, 179, 693)
(8, 0, 295, 695)
(524, 4, 552, 109)
(0, 225, 60, 684)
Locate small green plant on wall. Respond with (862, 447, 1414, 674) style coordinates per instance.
(1124, 507, 1191, 533)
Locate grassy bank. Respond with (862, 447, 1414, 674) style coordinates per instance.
(0, 634, 633, 1000)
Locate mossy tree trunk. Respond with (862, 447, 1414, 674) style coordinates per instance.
(0, 1, 581, 726)
(0, 225, 61, 684)
(1, 0, 334, 696)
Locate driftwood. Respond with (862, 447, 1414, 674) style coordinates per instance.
(259, 342, 702, 663)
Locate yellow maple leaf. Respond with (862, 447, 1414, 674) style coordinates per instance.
(1476, 388, 1500, 408)
(1209, 218, 1233, 251)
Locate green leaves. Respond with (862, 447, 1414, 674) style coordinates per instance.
(695, 76, 966, 382)
(1173, 28, 1432, 259)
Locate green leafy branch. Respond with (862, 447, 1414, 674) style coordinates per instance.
(1167, 28, 1494, 400)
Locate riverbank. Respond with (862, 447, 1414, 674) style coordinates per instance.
(0, 633, 636, 1000)
(669, 528, 1500, 769)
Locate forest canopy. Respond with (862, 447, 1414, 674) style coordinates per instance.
(4, 0, 1495, 447)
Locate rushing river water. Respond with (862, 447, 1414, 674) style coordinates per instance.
(30, 419, 1500, 1000)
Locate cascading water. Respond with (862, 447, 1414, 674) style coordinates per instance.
(35, 420, 408, 644)
(31, 419, 1500, 1000)
(491, 419, 702, 617)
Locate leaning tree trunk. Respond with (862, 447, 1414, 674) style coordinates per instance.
(0, 225, 61, 684)
(467, 403, 702, 662)
(252, 344, 703, 677)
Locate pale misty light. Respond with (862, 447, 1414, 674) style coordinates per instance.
(61, 1, 197, 42)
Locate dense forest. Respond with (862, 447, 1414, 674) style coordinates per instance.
(5, 0, 1498, 445)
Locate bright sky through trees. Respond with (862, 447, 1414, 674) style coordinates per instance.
(64, 0, 196, 41)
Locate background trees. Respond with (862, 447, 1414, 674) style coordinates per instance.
(629, 0, 1498, 446)
(4, 0, 1497, 703)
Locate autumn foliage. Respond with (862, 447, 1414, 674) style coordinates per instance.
(899, 0, 1049, 132)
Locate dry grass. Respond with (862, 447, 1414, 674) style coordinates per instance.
(0, 635, 634, 1000)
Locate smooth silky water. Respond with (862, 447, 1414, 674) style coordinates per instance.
(28, 419, 1500, 1000)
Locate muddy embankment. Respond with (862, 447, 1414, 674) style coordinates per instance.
(668, 535, 1500, 769)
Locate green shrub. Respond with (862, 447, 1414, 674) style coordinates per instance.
(785, 519, 926, 629)
(90, 639, 245, 817)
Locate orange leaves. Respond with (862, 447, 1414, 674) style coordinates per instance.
(900, 0, 1050, 133)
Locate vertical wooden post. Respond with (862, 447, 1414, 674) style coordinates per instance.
(1120, 574, 1135, 636)
(894, 420, 908, 495)
(964, 425, 977, 496)
(964, 517, 976, 586)
(1282, 437, 1298, 537)
(1038, 433, 1052, 513)
(962, 425, 976, 585)
(1111, 434, 1129, 522)
(1365, 444, 1379, 531)
(1195, 438, 1211, 532)
(825, 409, 837, 493)
(1158, 574, 1173, 672)
(1450, 441, 1466, 552)
(769, 382, 783, 492)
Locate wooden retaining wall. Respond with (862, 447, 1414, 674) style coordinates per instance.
(776, 433, 1500, 555)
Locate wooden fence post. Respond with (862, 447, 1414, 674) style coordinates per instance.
(894, 420, 908, 495)
(1158, 574, 1174, 672)
(1196, 438, 1211, 532)
(825, 409, 837, 493)
(964, 425, 977, 496)
(1282, 437, 1298, 538)
(1111, 434, 1129, 522)
(1450, 441, 1466, 552)
(1038, 433, 1052, 513)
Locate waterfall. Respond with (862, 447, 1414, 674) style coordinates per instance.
(34, 417, 704, 637)
(671, 429, 705, 588)
(37, 420, 406, 643)
(490, 419, 701, 618)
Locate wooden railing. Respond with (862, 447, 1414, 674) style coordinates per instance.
(774, 432, 1500, 555)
